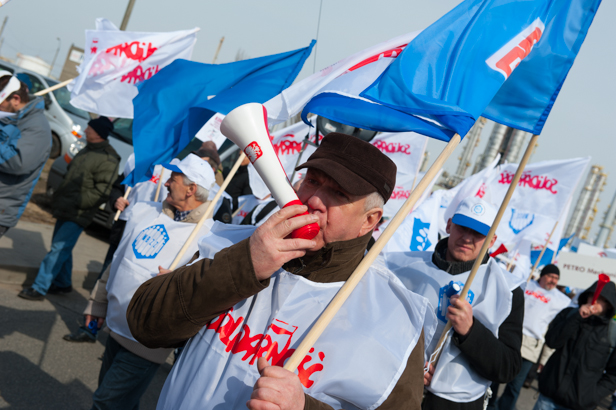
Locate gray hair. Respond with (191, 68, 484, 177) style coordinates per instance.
(182, 174, 210, 202)
(363, 191, 384, 212)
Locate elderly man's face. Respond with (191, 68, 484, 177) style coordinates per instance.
(297, 168, 382, 253)
(164, 172, 193, 209)
(445, 219, 497, 262)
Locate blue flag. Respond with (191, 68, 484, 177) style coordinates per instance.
(530, 233, 575, 266)
(482, 0, 601, 134)
(355, 0, 599, 140)
(125, 41, 315, 186)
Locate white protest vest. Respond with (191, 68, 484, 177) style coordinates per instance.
(384, 252, 523, 403)
(156, 224, 437, 410)
(521, 280, 570, 341)
(106, 201, 213, 342)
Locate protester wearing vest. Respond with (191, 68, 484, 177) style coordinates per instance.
(493, 264, 570, 410)
(127, 133, 433, 410)
(19, 117, 119, 301)
(82, 153, 215, 410)
(533, 280, 616, 410)
(384, 197, 525, 410)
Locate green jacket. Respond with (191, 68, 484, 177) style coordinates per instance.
(52, 140, 120, 227)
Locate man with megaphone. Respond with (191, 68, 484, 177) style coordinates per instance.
(128, 131, 432, 410)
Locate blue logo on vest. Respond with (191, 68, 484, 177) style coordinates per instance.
(437, 281, 475, 322)
(132, 224, 169, 259)
(508, 209, 535, 234)
(410, 218, 432, 251)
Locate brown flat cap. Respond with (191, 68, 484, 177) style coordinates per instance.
(296, 132, 396, 202)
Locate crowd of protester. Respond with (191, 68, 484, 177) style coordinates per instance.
(2, 73, 616, 410)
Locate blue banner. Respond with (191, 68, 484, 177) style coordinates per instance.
(125, 41, 315, 186)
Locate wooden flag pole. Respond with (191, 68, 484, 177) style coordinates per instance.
(430, 134, 539, 368)
(34, 78, 74, 97)
(283, 134, 461, 372)
(154, 168, 165, 202)
(527, 221, 559, 283)
(113, 187, 132, 222)
(231, 201, 247, 218)
(167, 153, 246, 270)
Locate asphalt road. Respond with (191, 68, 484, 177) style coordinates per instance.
(0, 281, 171, 410)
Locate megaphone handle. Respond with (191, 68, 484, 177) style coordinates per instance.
(283, 200, 320, 240)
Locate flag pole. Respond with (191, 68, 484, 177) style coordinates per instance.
(430, 134, 539, 369)
(231, 201, 247, 218)
(527, 221, 558, 283)
(33, 78, 74, 97)
(154, 169, 165, 202)
(283, 134, 461, 372)
(167, 153, 246, 270)
(113, 187, 132, 222)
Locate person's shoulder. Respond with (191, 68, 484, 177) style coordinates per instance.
(102, 143, 121, 162)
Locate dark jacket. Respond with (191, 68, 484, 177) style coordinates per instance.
(539, 281, 616, 410)
(0, 98, 51, 227)
(127, 232, 425, 410)
(422, 238, 525, 410)
(52, 140, 120, 227)
(224, 164, 251, 211)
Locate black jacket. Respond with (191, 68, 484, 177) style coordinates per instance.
(423, 238, 525, 410)
(539, 281, 616, 410)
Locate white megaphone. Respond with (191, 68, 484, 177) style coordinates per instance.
(220, 103, 320, 240)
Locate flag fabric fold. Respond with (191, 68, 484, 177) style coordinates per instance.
(69, 18, 198, 118)
(482, 0, 603, 134)
(125, 41, 315, 187)
(361, 0, 554, 138)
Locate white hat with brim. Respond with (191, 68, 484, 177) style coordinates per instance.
(452, 197, 496, 237)
(163, 153, 215, 190)
(0, 70, 22, 104)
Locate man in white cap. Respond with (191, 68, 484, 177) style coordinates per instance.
(384, 197, 525, 410)
(77, 153, 216, 410)
(0, 72, 51, 237)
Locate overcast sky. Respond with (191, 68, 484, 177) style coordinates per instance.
(2, 0, 615, 246)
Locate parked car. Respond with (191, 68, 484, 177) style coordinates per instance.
(0, 61, 88, 158)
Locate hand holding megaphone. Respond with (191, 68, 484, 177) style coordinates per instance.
(220, 103, 320, 240)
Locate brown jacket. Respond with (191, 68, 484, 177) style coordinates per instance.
(127, 231, 424, 409)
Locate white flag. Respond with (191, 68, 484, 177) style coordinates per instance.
(383, 190, 444, 253)
(70, 18, 198, 118)
(264, 31, 420, 125)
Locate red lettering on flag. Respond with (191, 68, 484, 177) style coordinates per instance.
(346, 44, 407, 72)
(498, 170, 558, 194)
(372, 140, 412, 155)
(486, 19, 544, 79)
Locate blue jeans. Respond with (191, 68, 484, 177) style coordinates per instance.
(32, 219, 84, 295)
(496, 358, 534, 410)
(533, 394, 571, 410)
(91, 336, 160, 410)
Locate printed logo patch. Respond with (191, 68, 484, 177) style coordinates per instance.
(244, 141, 263, 164)
(132, 224, 169, 259)
(509, 209, 535, 234)
(410, 218, 432, 251)
(472, 204, 485, 216)
(437, 281, 475, 323)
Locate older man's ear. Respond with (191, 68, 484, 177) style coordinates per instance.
(360, 208, 383, 237)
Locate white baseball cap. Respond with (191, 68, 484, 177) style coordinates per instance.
(0, 70, 22, 104)
(452, 197, 496, 236)
(163, 154, 215, 190)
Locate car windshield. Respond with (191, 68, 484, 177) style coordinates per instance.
(112, 118, 133, 145)
(49, 80, 90, 119)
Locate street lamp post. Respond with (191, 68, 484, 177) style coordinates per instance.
(120, 0, 137, 31)
(50, 37, 61, 76)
